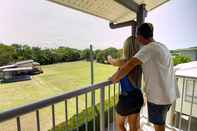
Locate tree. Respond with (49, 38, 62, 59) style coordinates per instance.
(80, 48, 94, 61)
(173, 54, 192, 65)
(96, 47, 119, 64)
(31, 47, 46, 65)
(117, 49, 123, 58)
(12, 44, 32, 60)
(56, 47, 80, 62)
(0, 43, 121, 66)
(96, 51, 106, 63)
(0, 44, 17, 66)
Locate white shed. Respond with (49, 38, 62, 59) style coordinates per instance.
(175, 61, 197, 117)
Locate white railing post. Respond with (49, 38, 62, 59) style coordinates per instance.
(187, 80, 196, 131)
(179, 78, 186, 129)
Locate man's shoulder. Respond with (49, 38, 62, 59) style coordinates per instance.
(154, 41, 168, 48)
(151, 42, 169, 51)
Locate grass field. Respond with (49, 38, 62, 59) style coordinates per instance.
(0, 61, 116, 111)
(0, 61, 117, 131)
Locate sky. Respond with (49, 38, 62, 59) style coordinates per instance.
(0, 0, 196, 50)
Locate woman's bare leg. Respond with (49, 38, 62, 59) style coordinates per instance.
(127, 113, 140, 131)
(116, 114, 126, 131)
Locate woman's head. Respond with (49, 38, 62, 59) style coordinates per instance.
(123, 36, 139, 60)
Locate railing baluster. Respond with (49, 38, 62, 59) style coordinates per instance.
(108, 85, 111, 131)
(100, 87, 105, 131)
(113, 84, 116, 131)
(179, 78, 186, 129)
(52, 104, 56, 131)
(65, 100, 68, 131)
(85, 93, 88, 131)
(92, 90, 96, 131)
(187, 79, 196, 131)
(118, 83, 121, 95)
(0, 81, 116, 131)
(36, 110, 40, 131)
(174, 77, 179, 127)
(76, 96, 79, 131)
(16, 117, 21, 131)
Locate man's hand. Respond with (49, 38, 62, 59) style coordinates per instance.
(143, 95, 147, 106)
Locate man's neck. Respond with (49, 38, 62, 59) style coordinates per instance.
(144, 38, 154, 45)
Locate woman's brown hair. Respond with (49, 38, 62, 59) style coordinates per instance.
(123, 36, 142, 88)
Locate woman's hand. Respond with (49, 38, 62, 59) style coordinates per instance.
(143, 95, 147, 106)
(107, 55, 113, 64)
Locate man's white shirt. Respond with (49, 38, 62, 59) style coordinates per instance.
(134, 42, 180, 105)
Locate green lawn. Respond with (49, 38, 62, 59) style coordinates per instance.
(0, 61, 116, 112)
(0, 61, 118, 131)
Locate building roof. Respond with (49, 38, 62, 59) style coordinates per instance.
(175, 61, 197, 79)
(0, 60, 40, 72)
(15, 60, 34, 65)
(3, 67, 33, 72)
(49, 0, 169, 24)
(33, 62, 40, 65)
(0, 64, 16, 70)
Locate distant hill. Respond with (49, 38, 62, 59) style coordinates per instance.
(171, 47, 197, 61)
(171, 47, 197, 52)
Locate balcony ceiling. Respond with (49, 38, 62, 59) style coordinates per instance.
(49, 0, 169, 23)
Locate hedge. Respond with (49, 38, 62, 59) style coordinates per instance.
(48, 96, 118, 131)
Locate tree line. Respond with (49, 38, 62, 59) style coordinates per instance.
(0, 43, 191, 66)
(0, 44, 122, 66)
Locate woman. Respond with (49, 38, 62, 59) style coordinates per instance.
(108, 36, 144, 131)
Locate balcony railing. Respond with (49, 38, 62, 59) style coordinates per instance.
(0, 75, 197, 131)
(0, 81, 117, 131)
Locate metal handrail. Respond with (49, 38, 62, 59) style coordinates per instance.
(1, 75, 197, 131)
(176, 75, 197, 80)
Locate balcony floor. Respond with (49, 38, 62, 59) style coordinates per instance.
(107, 117, 182, 131)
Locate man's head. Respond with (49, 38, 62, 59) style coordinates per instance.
(136, 23, 154, 45)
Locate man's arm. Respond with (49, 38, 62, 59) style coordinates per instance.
(107, 55, 126, 67)
(110, 57, 142, 83)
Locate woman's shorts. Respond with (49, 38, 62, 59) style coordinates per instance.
(116, 89, 144, 116)
(147, 102, 171, 125)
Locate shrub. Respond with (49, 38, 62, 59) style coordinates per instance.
(173, 54, 192, 65)
(48, 96, 118, 131)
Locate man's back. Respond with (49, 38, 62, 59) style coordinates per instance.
(134, 42, 179, 105)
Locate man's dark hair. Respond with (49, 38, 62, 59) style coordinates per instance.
(137, 23, 153, 39)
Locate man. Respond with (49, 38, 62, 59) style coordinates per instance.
(110, 23, 179, 131)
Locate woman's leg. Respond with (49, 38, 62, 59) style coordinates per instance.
(116, 114, 126, 131)
(127, 113, 140, 131)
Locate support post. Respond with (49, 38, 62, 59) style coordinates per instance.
(109, 20, 136, 29)
(100, 87, 105, 131)
(90, 44, 94, 85)
(137, 4, 147, 26)
(90, 44, 96, 131)
(131, 4, 146, 88)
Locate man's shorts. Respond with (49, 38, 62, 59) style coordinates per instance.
(147, 102, 171, 125)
